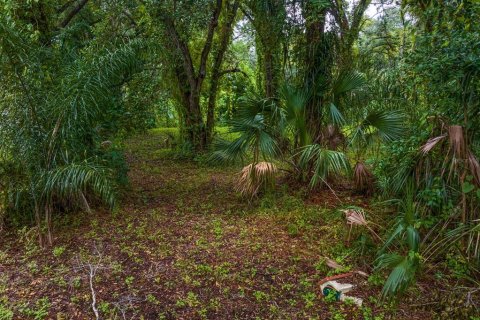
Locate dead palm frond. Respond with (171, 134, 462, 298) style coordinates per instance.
(353, 161, 375, 194)
(418, 124, 480, 231)
(321, 124, 346, 150)
(236, 162, 277, 198)
(448, 125, 466, 158)
(420, 135, 446, 154)
(323, 257, 344, 270)
(344, 208, 368, 226)
(466, 151, 480, 186)
(342, 208, 382, 242)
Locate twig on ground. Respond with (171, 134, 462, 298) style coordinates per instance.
(73, 243, 107, 320)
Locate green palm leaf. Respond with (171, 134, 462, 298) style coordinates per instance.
(298, 144, 350, 187)
(329, 103, 346, 126)
(41, 162, 116, 208)
(376, 252, 420, 299)
(333, 71, 366, 96)
(351, 110, 405, 147)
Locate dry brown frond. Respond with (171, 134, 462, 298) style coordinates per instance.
(467, 151, 480, 186)
(343, 209, 367, 226)
(236, 162, 277, 197)
(353, 161, 374, 194)
(420, 135, 446, 154)
(321, 124, 345, 150)
(342, 208, 382, 242)
(323, 257, 344, 270)
(448, 125, 466, 158)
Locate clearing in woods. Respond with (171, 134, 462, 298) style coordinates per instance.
(0, 130, 435, 319)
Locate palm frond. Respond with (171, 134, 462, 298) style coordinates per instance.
(466, 151, 480, 186)
(236, 162, 277, 197)
(343, 208, 368, 226)
(328, 103, 346, 126)
(41, 162, 116, 209)
(448, 125, 466, 158)
(376, 252, 420, 299)
(332, 71, 366, 96)
(353, 161, 374, 193)
(362, 110, 405, 143)
(280, 84, 309, 145)
(214, 94, 280, 164)
(298, 144, 350, 187)
(420, 135, 446, 154)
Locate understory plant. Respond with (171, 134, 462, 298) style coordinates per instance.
(376, 119, 480, 298)
(213, 72, 404, 197)
(0, 17, 141, 245)
(376, 189, 422, 298)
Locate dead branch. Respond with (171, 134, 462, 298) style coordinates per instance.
(73, 243, 107, 320)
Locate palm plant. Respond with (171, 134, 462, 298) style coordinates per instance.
(376, 188, 422, 298)
(349, 110, 405, 193)
(419, 121, 480, 221)
(298, 145, 350, 188)
(285, 72, 360, 187)
(279, 84, 310, 149)
(377, 182, 480, 298)
(214, 69, 405, 196)
(417, 119, 480, 260)
(211, 93, 281, 197)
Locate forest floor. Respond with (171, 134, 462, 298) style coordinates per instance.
(0, 129, 469, 319)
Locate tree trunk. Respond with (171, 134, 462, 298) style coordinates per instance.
(244, 1, 285, 98)
(206, 77, 220, 144)
(45, 202, 53, 246)
(186, 88, 207, 151)
(206, 1, 239, 144)
(264, 49, 277, 98)
(160, 0, 223, 152)
(304, 9, 327, 140)
(34, 202, 43, 247)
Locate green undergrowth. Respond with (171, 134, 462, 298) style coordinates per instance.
(0, 129, 474, 319)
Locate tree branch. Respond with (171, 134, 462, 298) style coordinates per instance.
(198, 0, 223, 81)
(59, 0, 89, 29)
(162, 15, 197, 89)
(57, 0, 76, 14)
(219, 68, 247, 77)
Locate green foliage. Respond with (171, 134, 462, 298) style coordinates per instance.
(376, 251, 420, 299)
(350, 110, 405, 148)
(52, 246, 66, 258)
(298, 145, 350, 187)
(376, 190, 422, 298)
(0, 297, 13, 320)
(1, 0, 479, 311)
(211, 94, 280, 163)
(0, 2, 143, 243)
(19, 297, 50, 320)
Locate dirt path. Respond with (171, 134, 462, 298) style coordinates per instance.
(0, 131, 432, 319)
